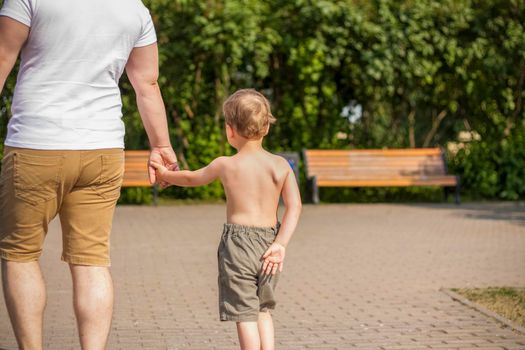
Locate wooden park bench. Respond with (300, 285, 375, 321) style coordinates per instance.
(303, 148, 460, 204)
(122, 150, 159, 205)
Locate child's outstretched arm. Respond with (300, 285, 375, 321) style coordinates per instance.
(150, 157, 225, 187)
(262, 167, 302, 275)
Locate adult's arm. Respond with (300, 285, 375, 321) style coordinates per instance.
(0, 17, 29, 94)
(125, 43, 177, 184)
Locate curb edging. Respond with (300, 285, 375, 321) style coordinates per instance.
(440, 287, 525, 336)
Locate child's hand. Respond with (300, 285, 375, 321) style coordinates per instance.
(159, 162, 179, 188)
(262, 242, 286, 275)
(149, 161, 168, 181)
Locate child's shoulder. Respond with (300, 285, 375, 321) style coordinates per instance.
(211, 155, 230, 163)
(269, 152, 291, 166)
(263, 151, 293, 173)
(209, 155, 232, 169)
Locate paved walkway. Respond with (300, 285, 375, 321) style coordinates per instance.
(1, 203, 525, 349)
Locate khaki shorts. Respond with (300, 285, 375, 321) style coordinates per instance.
(217, 223, 280, 322)
(0, 146, 124, 266)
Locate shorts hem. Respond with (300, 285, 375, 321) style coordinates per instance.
(0, 251, 40, 262)
(259, 306, 275, 313)
(61, 254, 111, 267)
(220, 312, 260, 322)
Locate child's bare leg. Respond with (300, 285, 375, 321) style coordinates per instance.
(236, 321, 260, 350)
(258, 311, 275, 350)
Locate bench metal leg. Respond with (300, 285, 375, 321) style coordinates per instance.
(454, 177, 461, 205)
(308, 176, 319, 204)
(153, 184, 159, 206)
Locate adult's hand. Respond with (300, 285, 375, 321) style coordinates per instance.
(149, 146, 178, 186)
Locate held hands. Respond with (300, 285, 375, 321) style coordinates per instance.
(148, 147, 179, 188)
(149, 160, 169, 183)
(262, 242, 286, 275)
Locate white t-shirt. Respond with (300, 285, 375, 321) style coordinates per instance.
(0, 0, 157, 150)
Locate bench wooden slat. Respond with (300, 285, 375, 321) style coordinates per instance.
(123, 165, 149, 170)
(308, 161, 446, 168)
(317, 176, 458, 187)
(307, 170, 447, 177)
(306, 148, 442, 157)
(309, 163, 447, 169)
(123, 149, 150, 187)
(122, 180, 152, 187)
(308, 156, 444, 162)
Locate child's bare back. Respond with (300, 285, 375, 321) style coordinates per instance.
(217, 149, 292, 227)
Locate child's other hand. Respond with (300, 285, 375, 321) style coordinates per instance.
(262, 242, 285, 275)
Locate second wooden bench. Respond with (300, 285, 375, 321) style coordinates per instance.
(303, 148, 460, 204)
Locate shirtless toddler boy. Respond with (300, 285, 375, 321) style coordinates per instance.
(151, 89, 302, 350)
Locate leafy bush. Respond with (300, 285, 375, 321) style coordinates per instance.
(1, 0, 524, 203)
(451, 123, 525, 200)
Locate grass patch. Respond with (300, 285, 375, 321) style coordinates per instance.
(452, 287, 525, 328)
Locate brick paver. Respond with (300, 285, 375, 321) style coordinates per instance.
(1, 203, 524, 349)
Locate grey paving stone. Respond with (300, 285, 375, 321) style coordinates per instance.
(0, 203, 524, 349)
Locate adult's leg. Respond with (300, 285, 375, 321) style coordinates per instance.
(237, 321, 261, 350)
(0, 147, 64, 350)
(258, 311, 274, 350)
(70, 265, 113, 350)
(2, 260, 46, 350)
(59, 149, 123, 349)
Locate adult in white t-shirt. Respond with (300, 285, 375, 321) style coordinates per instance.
(0, 0, 177, 348)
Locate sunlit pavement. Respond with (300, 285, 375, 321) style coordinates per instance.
(1, 203, 524, 349)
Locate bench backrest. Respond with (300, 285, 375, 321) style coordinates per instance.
(123, 150, 151, 187)
(304, 148, 448, 180)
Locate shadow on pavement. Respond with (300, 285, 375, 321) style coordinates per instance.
(402, 202, 525, 226)
(461, 205, 525, 226)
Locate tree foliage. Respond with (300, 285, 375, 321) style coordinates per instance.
(1, 0, 524, 201)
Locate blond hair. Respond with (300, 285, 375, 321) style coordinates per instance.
(223, 89, 276, 139)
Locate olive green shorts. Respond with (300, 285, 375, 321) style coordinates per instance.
(217, 223, 280, 322)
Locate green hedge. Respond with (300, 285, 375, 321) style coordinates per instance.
(1, 0, 524, 203)
(451, 122, 525, 200)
